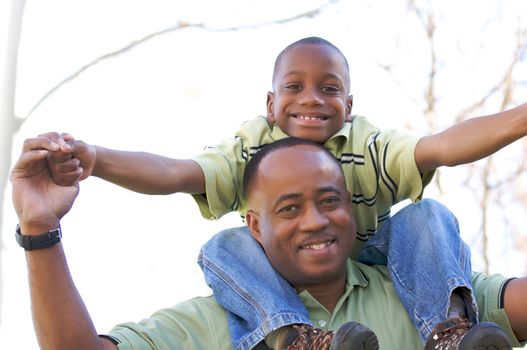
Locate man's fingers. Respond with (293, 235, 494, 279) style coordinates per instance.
(10, 149, 48, 181)
(22, 136, 61, 153)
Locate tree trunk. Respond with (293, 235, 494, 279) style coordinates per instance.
(0, 0, 26, 325)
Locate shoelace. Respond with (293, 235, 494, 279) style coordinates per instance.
(428, 317, 472, 349)
(286, 325, 335, 350)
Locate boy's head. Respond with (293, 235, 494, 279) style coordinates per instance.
(244, 137, 354, 291)
(267, 37, 353, 144)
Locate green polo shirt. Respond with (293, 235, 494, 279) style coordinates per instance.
(107, 260, 522, 350)
(191, 116, 434, 257)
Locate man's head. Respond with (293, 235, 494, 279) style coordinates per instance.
(244, 137, 355, 292)
(267, 37, 353, 144)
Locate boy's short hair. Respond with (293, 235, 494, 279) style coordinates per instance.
(272, 37, 350, 87)
(242, 137, 343, 199)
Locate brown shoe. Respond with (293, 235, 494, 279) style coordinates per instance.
(424, 317, 512, 350)
(282, 322, 379, 350)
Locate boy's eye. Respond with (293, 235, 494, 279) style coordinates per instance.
(284, 83, 301, 90)
(321, 86, 340, 93)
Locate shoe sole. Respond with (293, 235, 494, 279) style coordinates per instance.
(330, 322, 379, 350)
(458, 322, 512, 350)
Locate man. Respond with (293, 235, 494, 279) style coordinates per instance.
(11, 136, 527, 349)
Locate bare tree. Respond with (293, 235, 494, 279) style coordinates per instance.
(402, 2, 527, 274)
(0, 0, 26, 325)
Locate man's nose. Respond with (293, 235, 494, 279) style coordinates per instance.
(299, 87, 323, 106)
(299, 203, 329, 232)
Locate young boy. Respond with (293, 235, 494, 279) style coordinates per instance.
(44, 37, 526, 349)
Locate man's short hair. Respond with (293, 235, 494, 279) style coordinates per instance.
(242, 137, 343, 199)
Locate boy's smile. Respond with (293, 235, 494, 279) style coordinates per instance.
(267, 43, 353, 143)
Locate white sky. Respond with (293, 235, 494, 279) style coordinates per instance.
(1, 0, 527, 348)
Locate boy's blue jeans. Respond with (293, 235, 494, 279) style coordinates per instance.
(198, 199, 478, 350)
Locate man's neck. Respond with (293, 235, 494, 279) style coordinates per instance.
(296, 274, 347, 313)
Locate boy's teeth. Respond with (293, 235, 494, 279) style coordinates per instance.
(299, 115, 323, 120)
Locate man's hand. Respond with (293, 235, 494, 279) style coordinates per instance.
(39, 132, 96, 186)
(11, 136, 80, 232)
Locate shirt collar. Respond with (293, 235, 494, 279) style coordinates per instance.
(298, 259, 369, 307)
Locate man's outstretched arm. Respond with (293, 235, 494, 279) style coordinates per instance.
(11, 138, 117, 350)
(504, 277, 527, 342)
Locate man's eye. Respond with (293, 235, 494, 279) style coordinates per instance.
(321, 197, 340, 207)
(279, 205, 298, 213)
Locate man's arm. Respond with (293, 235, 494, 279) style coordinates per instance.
(504, 277, 527, 342)
(40, 132, 206, 194)
(415, 103, 527, 172)
(11, 139, 117, 350)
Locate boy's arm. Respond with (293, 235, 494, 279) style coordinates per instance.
(415, 103, 527, 172)
(91, 146, 205, 195)
(41, 132, 206, 195)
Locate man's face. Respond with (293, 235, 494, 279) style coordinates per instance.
(267, 44, 353, 143)
(246, 145, 355, 292)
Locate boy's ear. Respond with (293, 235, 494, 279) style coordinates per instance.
(266, 91, 276, 123)
(245, 210, 263, 244)
(345, 95, 353, 122)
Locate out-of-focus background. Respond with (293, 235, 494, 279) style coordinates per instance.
(1, 0, 526, 348)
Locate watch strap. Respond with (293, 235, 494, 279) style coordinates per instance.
(15, 225, 62, 251)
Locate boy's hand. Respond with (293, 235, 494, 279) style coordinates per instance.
(39, 132, 96, 185)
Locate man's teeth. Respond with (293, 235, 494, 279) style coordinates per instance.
(303, 241, 332, 250)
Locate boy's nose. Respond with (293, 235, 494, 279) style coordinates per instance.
(299, 87, 323, 106)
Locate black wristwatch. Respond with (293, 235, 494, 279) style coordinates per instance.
(15, 225, 62, 251)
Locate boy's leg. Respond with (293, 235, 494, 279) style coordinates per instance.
(357, 199, 478, 341)
(198, 226, 311, 350)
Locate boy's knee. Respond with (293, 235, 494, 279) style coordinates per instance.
(416, 199, 452, 217)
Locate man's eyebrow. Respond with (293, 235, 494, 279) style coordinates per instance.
(274, 193, 302, 207)
(318, 186, 342, 195)
(273, 187, 341, 207)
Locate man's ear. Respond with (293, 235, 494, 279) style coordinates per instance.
(245, 210, 263, 244)
(346, 191, 353, 209)
(266, 91, 276, 123)
(345, 95, 353, 122)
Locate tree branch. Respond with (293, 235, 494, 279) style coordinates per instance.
(22, 0, 342, 121)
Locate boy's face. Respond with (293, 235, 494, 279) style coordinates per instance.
(267, 44, 353, 143)
(246, 145, 355, 292)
